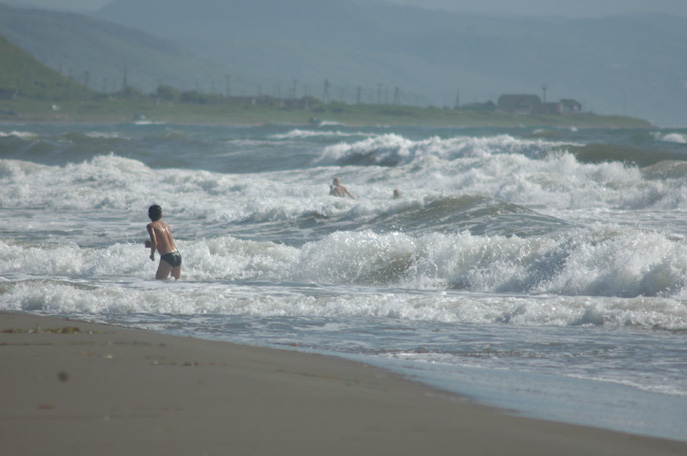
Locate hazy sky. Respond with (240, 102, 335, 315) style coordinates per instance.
(4, 0, 687, 17)
(388, 0, 687, 17)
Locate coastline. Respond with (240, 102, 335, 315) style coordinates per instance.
(0, 98, 654, 129)
(1, 311, 684, 456)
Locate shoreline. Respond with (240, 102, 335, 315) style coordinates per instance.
(0, 117, 659, 130)
(1, 311, 685, 456)
(0, 99, 654, 129)
(0, 117, 654, 130)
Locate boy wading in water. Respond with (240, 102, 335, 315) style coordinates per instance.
(145, 204, 182, 280)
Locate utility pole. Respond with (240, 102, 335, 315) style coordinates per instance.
(67, 68, 73, 97)
(541, 83, 548, 103)
(323, 78, 330, 103)
(393, 86, 400, 105)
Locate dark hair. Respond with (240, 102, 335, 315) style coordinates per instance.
(148, 204, 162, 221)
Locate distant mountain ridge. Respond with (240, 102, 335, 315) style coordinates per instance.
(0, 3, 233, 94)
(2, 1, 686, 125)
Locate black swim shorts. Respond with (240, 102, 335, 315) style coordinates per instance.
(160, 251, 182, 268)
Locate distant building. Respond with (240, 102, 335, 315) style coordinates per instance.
(497, 94, 583, 115)
(532, 102, 562, 114)
(560, 99, 582, 113)
(497, 94, 541, 114)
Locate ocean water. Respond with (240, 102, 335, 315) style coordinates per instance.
(1, 120, 687, 441)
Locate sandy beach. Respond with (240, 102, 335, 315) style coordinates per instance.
(1, 311, 684, 456)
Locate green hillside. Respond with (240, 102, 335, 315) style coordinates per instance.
(0, 4, 235, 97)
(0, 34, 92, 100)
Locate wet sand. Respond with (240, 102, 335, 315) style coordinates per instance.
(1, 311, 685, 456)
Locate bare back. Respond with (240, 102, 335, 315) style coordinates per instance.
(147, 220, 177, 255)
(330, 184, 355, 199)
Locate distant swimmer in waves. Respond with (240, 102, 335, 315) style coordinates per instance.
(393, 189, 402, 199)
(329, 177, 355, 199)
(145, 204, 182, 280)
